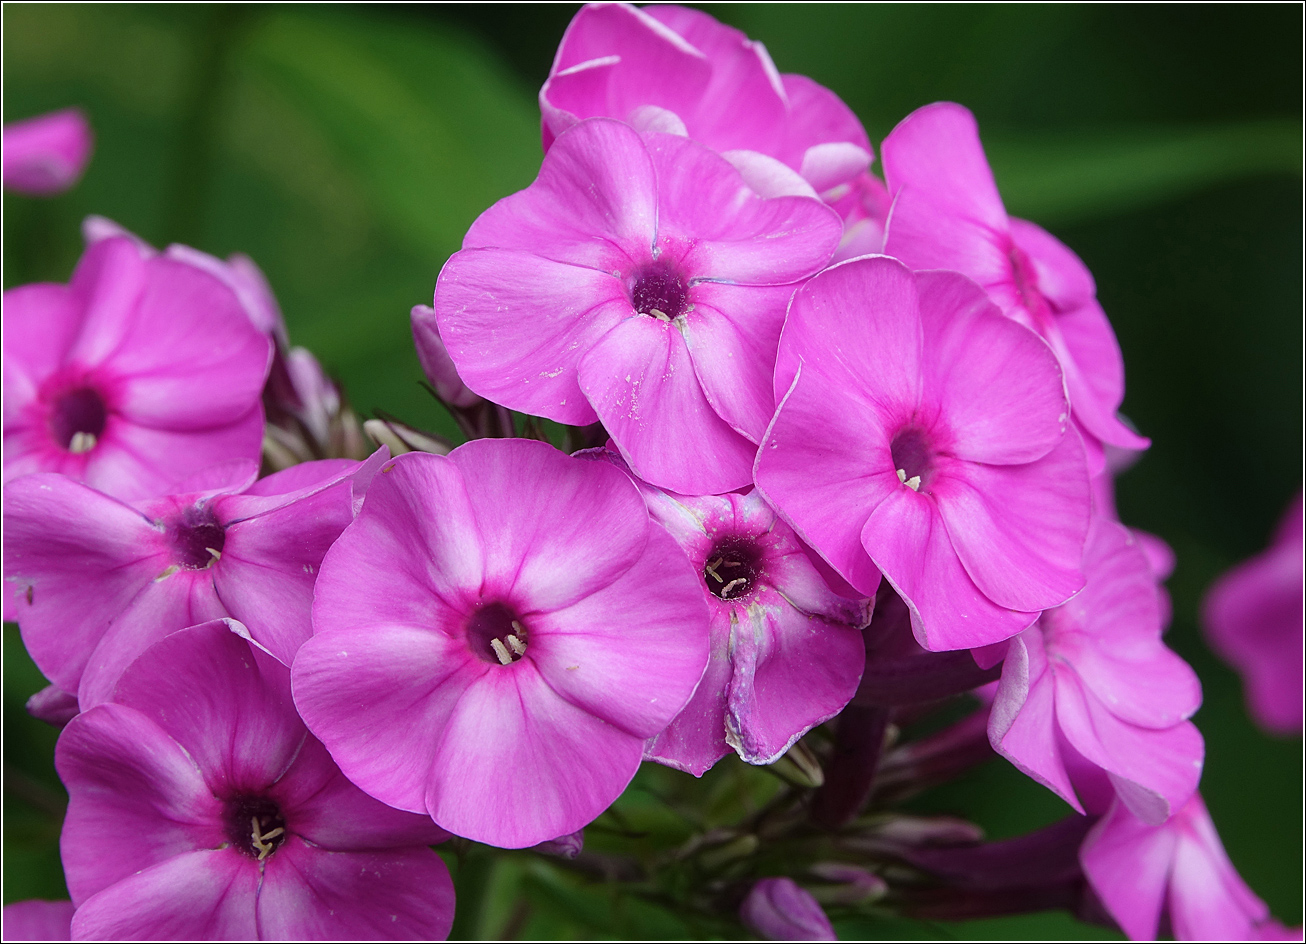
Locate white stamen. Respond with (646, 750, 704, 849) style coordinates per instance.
(206, 547, 222, 561)
(896, 468, 907, 483)
(506, 634, 527, 656)
(490, 638, 513, 665)
(69, 431, 97, 454)
(250, 816, 283, 861)
(704, 557, 723, 583)
(650, 309, 670, 321)
(721, 577, 747, 597)
(905, 475, 921, 491)
(511, 620, 525, 635)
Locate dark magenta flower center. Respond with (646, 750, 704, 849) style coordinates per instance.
(704, 538, 762, 601)
(224, 795, 288, 860)
(630, 263, 689, 320)
(890, 426, 933, 489)
(466, 601, 529, 665)
(170, 505, 227, 570)
(49, 387, 107, 454)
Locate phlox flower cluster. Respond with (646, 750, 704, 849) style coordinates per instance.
(1, 4, 1297, 941)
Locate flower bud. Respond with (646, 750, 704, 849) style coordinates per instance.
(740, 878, 835, 941)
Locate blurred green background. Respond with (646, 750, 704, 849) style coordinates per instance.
(3, 3, 1301, 939)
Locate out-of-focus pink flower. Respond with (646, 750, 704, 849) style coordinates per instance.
(608, 465, 870, 774)
(1082, 793, 1289, 941)
(436, 118, 839, 494)
(2, 234, 272, 499)
(292, 440, 710, 848)
(1, 899, 74, 941)
(57, 620, 453, 940)
(2, 108, 93, 196)
(1203, 493, 1304, 735)
(4, 452, 383, 709)
(755, 255, 1091, 651)
(880, 103, 1149, 472)
(740, 877, 835, 941)
(411, 304, 481, 408)
(542, 4, 871, 197)
(988, 518, 1203, 825)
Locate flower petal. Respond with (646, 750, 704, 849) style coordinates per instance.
(1054, 671, 1203, 825)
(292, 622, 482, 816)
(578, 315, 757, 493)
(465, 117, 657, 269)
(881, 102, 1011, 288)
(644, 607, 734, 776)
(69, 850, 257, 941)
(860, 487, 1037, 650)
(931, 431, 1089, 613)
(726, 598, 865, 764)
(435, 248, 626, 425)
(110, 620, 306, 798)
(449, 438, 651, 613)
(529, 522, 710, 739)
(56, 705, 222, 905)
(684, 281, 794, 442)
(754, 367, 889, 598)
(916, 269, 1068, 465)
(426, 661, 645, 847)
(256, 840, 454, 941)
(4, 473, 164, 694)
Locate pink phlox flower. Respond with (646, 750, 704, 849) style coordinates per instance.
(989, 517, 1203, 825)
(1081, 792, 1289, 941)
(1, 900, 74, 941)
(755, 254, 1091, 651)
(1202, 492, 1304, 735)
(592, 450, 870, 774)
(4, 450, 386, 710)
(542, 3, 873, 200)
(3, 108, 93, 196)
(880, 102, 1150, 472)
(1090, 465, 1176, 624)
(57, 620, 453, 940)
(2, 233, 273, 499)
(291, 440, 711, 848)
(435, 117, 841, 494)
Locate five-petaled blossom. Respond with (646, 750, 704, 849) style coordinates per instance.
(434, 117, 840, 494)
(756, 254, 1091, 651)
(988, 518, 1204, 825)
(881, 102, 1150, 471)
(3, 233, 272, 499)
(292, 439, 711, 848)
(597, 454, 870, 775)
(57, 620, 454, 940)
(4, 453, 382, 709)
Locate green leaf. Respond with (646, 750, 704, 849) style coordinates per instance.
(986, 120, 1301, 226)
(242, 10, 541, 262)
